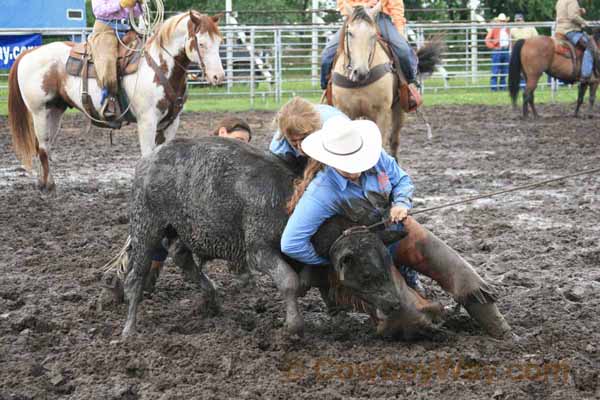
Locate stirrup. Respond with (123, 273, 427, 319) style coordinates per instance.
(100, 96, 120, 120)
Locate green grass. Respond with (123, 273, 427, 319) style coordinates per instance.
(0, 76, 581, 115)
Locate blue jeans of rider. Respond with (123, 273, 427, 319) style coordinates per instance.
(490, 49, 509, 91)
(320, 14, 418, 90)
(566, 31, 594, 79)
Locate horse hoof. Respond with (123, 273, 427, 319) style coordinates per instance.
(37, 181, 56, 192)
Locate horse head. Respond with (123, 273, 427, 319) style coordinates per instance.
(342, 3, 382, 82)
(185, 11, 225, 85)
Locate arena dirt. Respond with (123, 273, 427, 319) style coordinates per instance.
(1, 104, 599, 399)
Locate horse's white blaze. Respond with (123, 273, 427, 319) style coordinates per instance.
(346, 20, 377, 77)
(201, 34, 224, 85)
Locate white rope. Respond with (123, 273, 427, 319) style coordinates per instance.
(130, 0, 164, 36)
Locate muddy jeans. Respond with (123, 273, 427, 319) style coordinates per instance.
(89, 20, 120, 96)
(320, 14, 418, 89)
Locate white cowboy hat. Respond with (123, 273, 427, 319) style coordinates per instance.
(495, 13, 510, 22)
(301, 116, 382, 174)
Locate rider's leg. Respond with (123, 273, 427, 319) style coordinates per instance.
(376, 14, 417, 82)
(581, 49, 594, 80)
(566, 31, 593, 80)
(392, 217, 512, 339)
(89, 20, 119, 119)
(321, 30, 341, 90)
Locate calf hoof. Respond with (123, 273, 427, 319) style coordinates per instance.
(121, 324, 137, 338)
(197, 293, 221, 316)
(286, 316, 305, 337)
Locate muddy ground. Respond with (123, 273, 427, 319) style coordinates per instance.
(1, 104, 599, 400)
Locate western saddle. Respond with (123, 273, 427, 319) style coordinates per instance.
(66, 31, 143, 129)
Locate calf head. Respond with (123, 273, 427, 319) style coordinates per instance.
(313, 197, 442, 338)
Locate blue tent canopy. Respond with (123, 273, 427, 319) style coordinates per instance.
(1, 0, 87, 29)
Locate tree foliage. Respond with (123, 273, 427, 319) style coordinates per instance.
(87, 0, 598, 25)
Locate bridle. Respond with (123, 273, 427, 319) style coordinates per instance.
(186, 16, 208, 77)
(154, 14, 209, 76)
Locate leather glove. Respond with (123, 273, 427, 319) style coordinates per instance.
(119, 0, 137, 8)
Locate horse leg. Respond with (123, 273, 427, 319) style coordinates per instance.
(162, 116, 180, 144)
(588, 82, 598, 117)
(31, 107, 64, 191)
(522, 75, 540, 119)
(389, 103, 405, 158)
(529, 91, 540, 119)
(137, 114, 159, 156)
(247, 247, 303, 336)
(374, 109, 393, 158)
(575, 82, 588, 118)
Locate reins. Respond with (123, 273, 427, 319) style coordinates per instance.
(366, 166, 600, 231)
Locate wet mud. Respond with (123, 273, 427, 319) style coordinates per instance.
(1, 104, 599, 399)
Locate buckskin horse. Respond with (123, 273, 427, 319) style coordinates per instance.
(330, 4, 443, 159)
(8, 10, 224, 191)
(509, 31, 600, 118)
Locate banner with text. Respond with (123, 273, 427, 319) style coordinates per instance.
(0, 34, 42, 69)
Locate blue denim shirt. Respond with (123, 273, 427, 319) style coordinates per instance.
(269, 104, 349, 160)
(281, 150, 414, 265)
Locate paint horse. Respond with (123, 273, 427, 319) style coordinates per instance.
(8, 10, 225, 191)
(331, 4, 443, 159)
(509, 31, 600, 118)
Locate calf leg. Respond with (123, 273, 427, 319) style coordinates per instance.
(122, 215, 165, 337)
(393, 217, 512, 339)
(171, 240, 219, 313)
(248, 248, 304, 336)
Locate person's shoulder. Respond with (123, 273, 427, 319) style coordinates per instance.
(305, 169, 337, 199)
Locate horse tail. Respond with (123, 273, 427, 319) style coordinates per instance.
(8, 50, 37, 171)
(509, 39, 526, 107)
(416, 35, 446, 75)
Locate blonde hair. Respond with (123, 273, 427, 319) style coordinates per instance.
(286, 159, 325, 214)
(275, 97, 322, 141)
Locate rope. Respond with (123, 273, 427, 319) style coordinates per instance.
(367, 166, 600, 230)
(130, 0, 164, 36)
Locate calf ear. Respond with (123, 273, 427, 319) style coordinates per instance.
(376, 230, 407, 245)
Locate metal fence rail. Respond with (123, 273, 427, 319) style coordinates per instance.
(0, 21, 595, 105)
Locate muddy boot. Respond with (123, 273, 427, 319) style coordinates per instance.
(394, 217, 513, 339)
